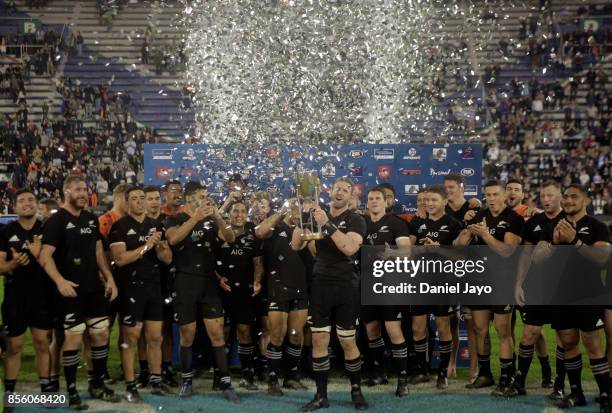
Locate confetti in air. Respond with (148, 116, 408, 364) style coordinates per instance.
(173, 0, 518, 144)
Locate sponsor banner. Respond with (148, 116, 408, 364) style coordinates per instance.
(144, 144, 482, 211)
(361, 246, 612, 306)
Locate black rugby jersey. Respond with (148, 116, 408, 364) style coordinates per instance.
(215, 222, 263, 288)
(0, 219, 47, 287)
(313, 209, 366, 282)
(109, 215, 164, 282)
(165, 212, 218, 277)
(43, 208, 103, 293)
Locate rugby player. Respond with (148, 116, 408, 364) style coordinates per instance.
(533, 184, 610, 412)
(294, 177, 368, 411)
(1, 189, 53, 401)
(40, 175, 119, 409)
(360, 186, 412, 396)
(109, 186, 173, 401)
(456, 180, 523, 395)
(409, 185, 463, 389)
(510, 180, 565, 398)
(144, 185, 178, 387)
(165, 182, 239, 402)
(216, 200, 264, 391)
(255, 197, 309, 395)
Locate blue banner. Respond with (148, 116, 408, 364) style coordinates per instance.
(144, 144, 483, 212)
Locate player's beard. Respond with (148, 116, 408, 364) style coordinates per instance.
(69, 195, 86, 210)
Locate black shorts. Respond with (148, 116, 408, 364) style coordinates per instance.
(223, 287, 258, 326)
(268, 282, 308, 313)
(551, 306, 604, 332)
(521, 306, 555, 327)
(2, 283, 53, 336)
(119, 280, 163, 326)
(411, 305, 457, 317)
(61, 290, 108, 331)
(309, 277, 359, 331)
(174, 272, 224, 325)
(468, 305, 513, 315)
(360, 305, 407, 323)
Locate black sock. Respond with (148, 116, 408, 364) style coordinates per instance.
(180, 346, 193, 383)
(312, 356, 330, 398)
(162, 361, 172, 375)
(90, 345, 109, 388)
(301, 345, 313, 372)
(87, 370, 95, 384)
(478, 353, 492, 377)
(238, 344, 254, 374)
(150, 373, 162, 386)
(266, 343, 283, 382)
(139, 359, 149, 374)
(212, 345, 231, 390)
(62, 349, 79, 395)
(517, 344, 535, 385)
(500, 357, 514, 385)
(367, 337, 385, 376)
(438, 340, 452, 376)
(40, 377, 53, 392)
(126, 380, 136, 392)
(285, 343, 302, 379)
(390, 341, 408, 378)
(345, 357, 362, 390)
(564, 354, 583, 394)
(4, 379, 16, 393)
(539, 355, 552, 379)
(589, 357, 610, 396)
(555, 346, 566, 389)
(413, 338, 428, 374)
(50, 374, 60, 391)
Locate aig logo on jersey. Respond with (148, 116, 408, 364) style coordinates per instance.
(231, 248, 244, 255)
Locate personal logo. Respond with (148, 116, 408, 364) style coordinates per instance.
(405, 184, 419, 195)
(578, 227, 590, 235)
(66, 222, 76, 230)
(127, 229, 137, 236)
(378, 225, 389, 233)
(373, 148, 394, 160)
(461, 146, 475, 159)
(429, 168, 451, 177)
(403, 147, 421, 160)
(464, 185, 478, 197)
(400, 169, 421, 176)
(338, 221, 347, 230)
(8, 235, 19, 242)
(321, 162, 336, 177)
(348, 165, 363, 177)
(377, 165, 392, 180)
(349, 149, 364, 158)
(432, 147, 447, 161)
(497, 221, 508, 228)
(461, 168, 475, 177)
(156, 166, 173, 180)
(439, 225, 449, 232)
(182, 148, 196, 160)
(73, 257, 81, 266)
(152, 149, 173, 160)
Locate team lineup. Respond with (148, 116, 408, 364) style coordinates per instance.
(1, 173, 611, 412)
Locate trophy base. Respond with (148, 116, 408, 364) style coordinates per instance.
(301, 232, 325, 241)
